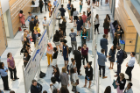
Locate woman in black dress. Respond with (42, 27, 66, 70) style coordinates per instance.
(108, 45, 116, 69)
(53, 66, 60, 83)
(70, 4, 74, 23)
(113, 32, 119, 47)
(83, 62, 93, 89)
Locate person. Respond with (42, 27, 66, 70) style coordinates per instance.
(19, 10, 27, 28)
(42, 16, 49, 30)
(67, 0, 71, 20)
(44, 0, 48, 11)
(51, 47, 58, 67)
(30, 80, 42, 93)
(73, 46, 82, 75)
(48, 1, 52, 17)
(29, 17, 35, 37)
(113, 32, 119, 47)
(86, 8, 91, 27)
(39, 0, 43, 13)
(53, 0, 57, 7)
(104, 86, 111, 93)
(34, 23, 41, 37)
(96, 0, 100, 7)
(61, 17, 67, 36)
(59, 5, 66, 17)
(73, 8, 79, 27)
(62, 39, 69, 67)
(46, 42, 53, 67)
(71, 68, 79, 93)
(21, 29, 28, 44)
(83, 62, 93, 89)
(92, 0, 96, 8)
(53, 30, 62, 51)
(60, 67, 69, 87)
(116, 25, 124, 39)
(81, 28, 88, 46)
(114, 46, 124, 77)
(81, 44, 88, 66)
(69, 28, 77, 51)
(32, 30, 39, 47)
(53, 66, 61, 83)
(82, 11, 87, 28)
(87, 0, 91, 9)
(43, 90, 48, 93)
(103, 18, 110, 35)
(34, 15, 39, 26)
(79, 0, 83, 14)
(108, 46, 116, 69)
(60, 86, 69, 93)
(94, 14, 100, 34)
(106, 14, 111, 23)
(70, 4, 74, 23)
(50, 77, 60, 92)
(27, 12, 34, 22)
(0, 62, 10, 91)
(116, 73, 126, 93)
(125, 52, 135, 81)
(100, 34, 108, 57)
(124, 83, 133, 93)
(10, 91, 15, 93)
(97, 49, 107, 79)
(7, 53, 19, 81)
(0, 90, 4, 93)
(23, 51, 31, 67)
(76, 16, 83, 36)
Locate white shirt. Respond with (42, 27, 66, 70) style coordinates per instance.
(42, 19, 49, 27)
(72, 73, 79, 83)
(73, 11, 78, 16)
(51, 82, 60, 91)
(128, 57, 135, 67)
(94, 18, 99, 25)
(68, 63, 76, 70)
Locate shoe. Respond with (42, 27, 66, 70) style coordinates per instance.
(114, 75, 118, 77)
(102, 76, 107, 79)
(126, 79, 131, 81)
(15, 78, 19, 80)
(5, 89, 10, 91)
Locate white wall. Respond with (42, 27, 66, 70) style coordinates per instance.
(0, 0, 9, 13)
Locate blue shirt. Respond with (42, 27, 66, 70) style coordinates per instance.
(100, 38, 108, 49)
(97, 51, 106, 66)
(53, 0, 57, 6)
(69, 32, 77, 41)
(67, 4, 71, 10)
(0, 66, 8, 77)
(27, 15, 34, 22)
(128, 57, 135, 67)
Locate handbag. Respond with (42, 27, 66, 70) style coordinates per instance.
(112, 80, 118, 89)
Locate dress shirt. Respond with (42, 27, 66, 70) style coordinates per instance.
(42, 19, 49, 27)
(28, 15, 34, 22)
(97, 51, 106, 66)
(0, 66, 8, 77)
(72, 73, 78, 83)
(128, 57, 135, 67)
(53, 0, 57, 6)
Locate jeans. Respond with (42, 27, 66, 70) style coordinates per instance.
(82, 38, 86, 46)
(83, 55, 88, 65)
(94, 24, 99, 33)
(71, 41, 77, 51)
(125, 66, 134, 80)
(79, 5, 82, 13)
(117, 62, 122, 76)
(99, 65, 105, 77)
(8, 67, 17, 79)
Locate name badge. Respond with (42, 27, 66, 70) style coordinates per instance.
(88, 68, 90, 71)
(121, 81, 124, 84)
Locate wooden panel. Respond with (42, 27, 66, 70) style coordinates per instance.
(126, 26, 137, 33)
(127, 20, 134, 26)
(125, 33, 137, 39)
(125, 45, 135, 52)
(125, 39, 136, 46)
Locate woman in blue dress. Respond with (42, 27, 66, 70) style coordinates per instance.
(76, 16, 83, 36)
(62, 39, 69, 67)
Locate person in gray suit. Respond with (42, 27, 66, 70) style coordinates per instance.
(100, 34, 108, 57)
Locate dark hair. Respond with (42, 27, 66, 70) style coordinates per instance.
(43, 90, 48, 93)
(0, 62, 4, 69)
(51, 77, 56, 84)
(103, 34, 106, 38)
(10, 91, 15, 93)
(61, 4, 63, 7)
(131, 52, 135, 56)
(31, 17, 34, 19)
(71, 58, 75, 62)
(28, 12, 31, 14)
(63, 39, 67, 44)
(53, 47, 57, 52)
(35, 15, 38, 18)
(20, 10, 23, 14)
(54, 66, 60, 77)
(23, 29, 26, 31)
(52, 89, 57, 93)
(44, 16, 46, 18)
(95, 14, 99, 19)
(129, 83, 133, 86)
(78, 46, 81, 50)
(101, 49, 105, 53)
(83, 11, 85, 14)
(74, 8, 76, 11)
(7, 52, 11, 58)
(112, 45, 116, 52)
(104, 86, 111, 93)
(60, 86, 69, 93)
(106, 14, 110, 20)
(32, 79, 37, 84)
(70, 68, 75, 74)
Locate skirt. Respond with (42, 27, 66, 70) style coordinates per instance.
(51, 59, 57, 66)
(74, 16, 78, 20)
(54, 41, 60, 46)
(117, 86, 123, 93)
(86, 17, 91, 22)
(109, 57, 115, 62)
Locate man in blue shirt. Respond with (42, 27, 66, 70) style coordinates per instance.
(27, 12, 34, 22)
(97, 49, 107, 79)
(53, 0, 57, 7)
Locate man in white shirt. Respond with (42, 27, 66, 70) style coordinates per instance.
(42, 16, 49, 36)
(125, 52, 135, 81)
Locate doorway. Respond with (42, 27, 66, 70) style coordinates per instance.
(3, 12, 10, 37)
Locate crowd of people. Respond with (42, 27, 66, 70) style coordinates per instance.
(0, 0, 135, 93)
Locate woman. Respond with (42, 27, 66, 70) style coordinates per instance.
(81, 44, 88, 66)
(23, 51, 31, 67)
(70, 4, 74, 23)
(19, 10, 26, 28)
(76, 16, 83, 36)
(53, 30, 62, 51)
(103, 18, 110, 35)
(61, 17, 67, 36)
(79, 0, 83, 14)
(60, 67, 69, 87)
(7, 53, 19, 81)
(60, 86, 69, 93)
(81, 28, 88, 46)
(39, 0, 43, 13)
(48, 1, 52, 17)
(34, 15, 39, 25)
(32, 30, 39, 47)
(87, 0, 91, 9)
(116, 73, 126, 93)
(104, 86, 111, 93)
(116, 25, 124, 39)
(73, 8, 79, 27)
(34, 23, 41, 37)
(71, 68, 79, 93)
(0, 62, 10, 90)
(51, 47, 58, 67)
(86, 8, 91, 27)
(106, 14, 111, 23)
(83, 62, 93, 89)
(50, 77, 60, 93)
(53, 66, 61, 83)
(113, 32, 119, 47)
(46, 43, 53, 67)
(124, 83, 133, 93)
(94, 14, 100, 34)
(108, 46, 116, 69)
(96, 0, 99, 7)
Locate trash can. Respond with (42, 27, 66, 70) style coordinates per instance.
(120, 40, 125, 50)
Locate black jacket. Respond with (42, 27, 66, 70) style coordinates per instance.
(52, 51, 58, 59)
(31, 83, 42, 93)
(117, 49, 124, 64)
(116, 76, 126, 90)
(85, 67, 93, 78)
(30, 21, 35, 32)
(59, 8, 66, 17)
(73, 50, 82, 65)
(113, 36, 119, 46)
(39, 1, 43, 7)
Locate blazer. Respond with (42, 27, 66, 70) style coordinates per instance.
(31, 83, 42, 93)
(97, 51, 106, 66)
(100, 38, 108, 49)
(73, 50, 82, 65)
(116, 76, 126, 90)
(113, 36, 119, 46)
(117, 49, 124, 64)
(59, 8, 66, 16)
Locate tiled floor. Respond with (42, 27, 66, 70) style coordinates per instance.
(0, 0, 140, 93)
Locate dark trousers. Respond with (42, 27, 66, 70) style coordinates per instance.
(83, 55, 88, 65)
(82, 38, 86, 46)
(125, 66, 134, 80)
(62, 27, 66, 36)
(99, 65, 105, 77)
(102, 48, 107, 57)
(1, 75, 9, 90)
(117, 63, 122, 76)
(40, 6, 43, 13)
(76, 63, 81, 75)
(94, 24, 99, 33)
(8, 67, 17, 79)
(44, 3, 48, 11)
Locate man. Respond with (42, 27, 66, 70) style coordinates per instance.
(27, 12, 34, 22)
(114, 45, 124, 77)
(124, 83, 133, 93)
(29, 17, 35, 37)
(67, 0, 71, 19)
(53, 0, 57, 7)
(42, 16, 49, 29)
(31, 80, 42, 93)
(82, 11, 87, 28)
(97, 49, 107, 79)
(125, 52, 135, 81)
(69, 28, 77, 51)
(100, 34, 108, 57)
(59, 5, 66, 17)
(73, 46, 82, 75)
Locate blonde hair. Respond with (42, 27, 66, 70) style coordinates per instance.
(63, 17, 66, 22)
(62, 67, 66, 73)
(71, 28, 74, 31)
(119, 73, 125, 79)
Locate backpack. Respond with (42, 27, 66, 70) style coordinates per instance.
(122, 50, 127, 59)
(32, 1, 35, 5)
